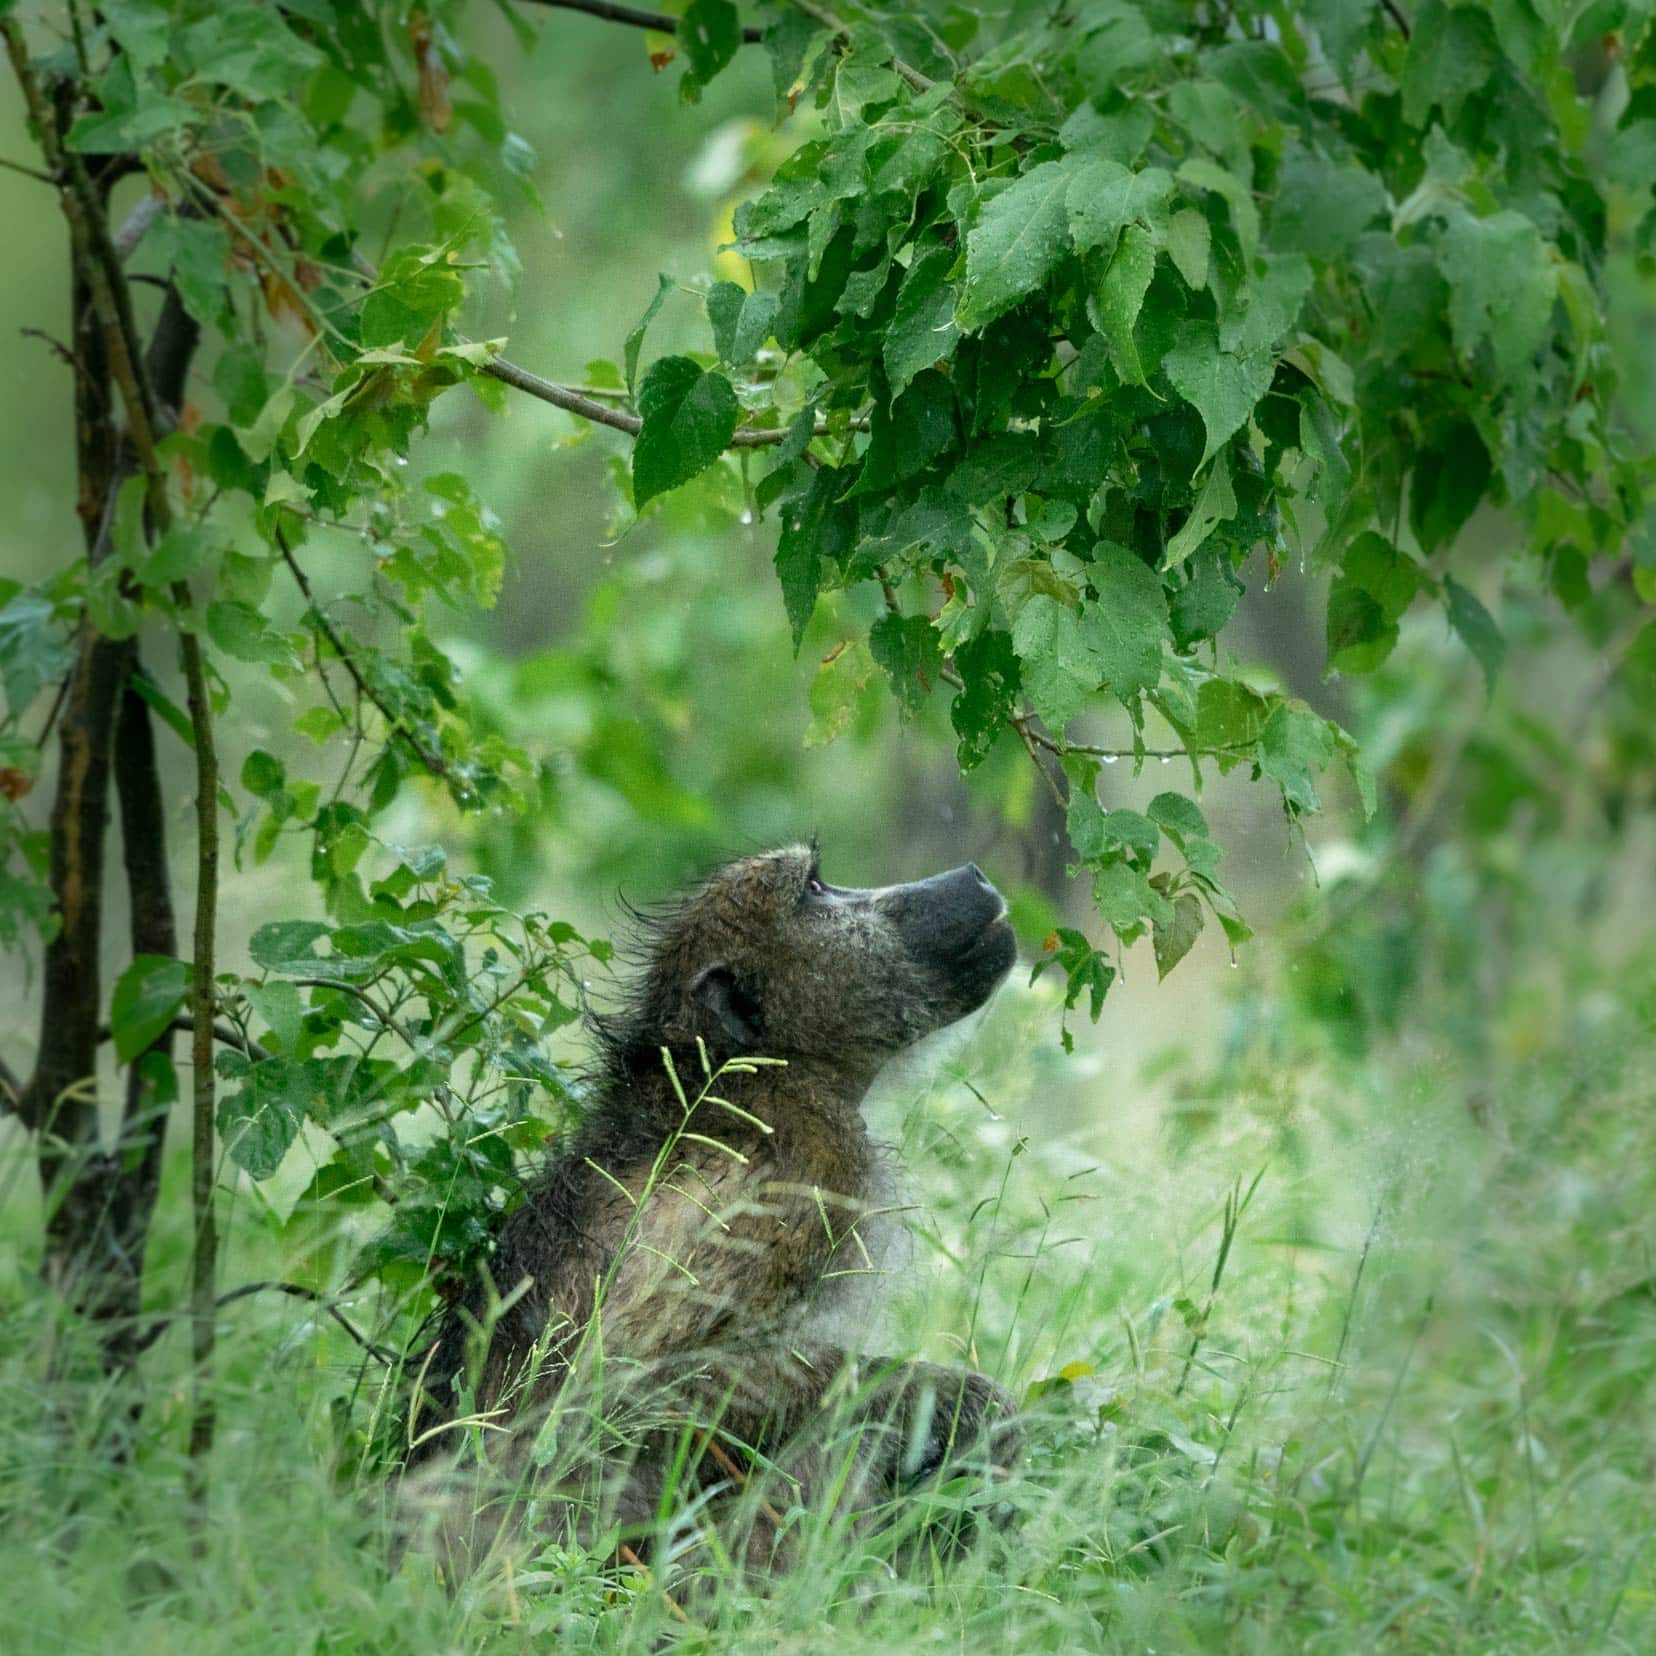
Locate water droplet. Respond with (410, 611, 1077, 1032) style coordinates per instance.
(739, 510, 753, 525)
(1102, 754, 1119, 765)
(1159, 756, 1171, 765)
(394, 455, 409, 468)
(1229, 960, 1239, 969)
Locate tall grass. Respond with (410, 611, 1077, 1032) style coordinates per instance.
(3, 969, 1653, 1653)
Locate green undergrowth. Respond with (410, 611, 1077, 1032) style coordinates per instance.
(3, 964, 1654, 1654)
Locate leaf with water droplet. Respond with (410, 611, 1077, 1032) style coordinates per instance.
(1066, 158, 1174, 255)
(957, 160, 1076, 332)
(885, 246, 961, 396)
(1164, 327, 1274, 464)
(632, 356, 739, 507)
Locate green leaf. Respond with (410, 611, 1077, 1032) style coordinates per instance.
(218, 1060, 308, 1180)
(885, 247, 962, 396)
(681, 0, 741, 93)
(244, 981, 303, 1056)
(1153, 892, 1204, 980)
(1403, 0, 1499, 126)
(775, 463, 854, 647)
(207, 600, 299, 667)
(951, 627, 1021, 771)
(854, 370, 957, 495)
(111, 955, 192, 1064)
(1085, 542, 1169, 701)
(1170, 549, 1241, 647)
(0, 592, 75, 713)
(1163, 209, 1210, 291)
(707, 281, 779, 364)
(360, 247, 465, 349)
(1410, 420, 1490, 552)
(1092, 223, 1157, 385)
(1164, 453, 1236, 569)
(149, 215, 232, 327)
(1093, 859, 1171, 935)
(1066, 158, 1173, 254)
(1306, 0, 1378, 80)
(1012, 595, 1101, 730)
(632, 356, 739, 506)
(1269, 147, 1386, 262)
(957, 161, 1076, 331)
(869, 613, 943, 718)
(1437, 211, 1558, 385)
(1444, 576, 1505, 698)
(624, 273, 675, 391)
(804, 639, 877, 748)
(139, 523, 213, 587)
(1177, 157, 1259, 262)
(1195, 678, 1269, 756)
(1029, 928, 1116, 1039)
(64, 55, 197, 152)
(1148, 791, 1208, 842)
(1164, 329, 1274, 464)
(1260, 704, 1335, 814)
(1326, 585, 1394, 675)
(1327, 533, 1420, 674)
(250, 920, 333, 974)
(241, 749, 286, 798)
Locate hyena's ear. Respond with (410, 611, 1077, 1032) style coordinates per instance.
(691, 964, 763, 1048)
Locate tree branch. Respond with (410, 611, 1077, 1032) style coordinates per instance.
(524, 0, 764, 44)
(482, 355, 864, 446)
(97, 1013, 273, 1067)
(0, 151, 53, 183)
(485, 357, 645, 435)
(273, 524, 453, 783)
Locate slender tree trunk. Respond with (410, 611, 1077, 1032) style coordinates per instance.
(3, 25, 204, 1385)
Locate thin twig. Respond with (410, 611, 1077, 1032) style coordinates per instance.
(95, 1014, 274, 1066)
(481, 356, 851, 448)
(0, 151, 52, 183)
(525, 0, 763, 44)
(274, 524, 453, 783)
(790, 0, 936, 95)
